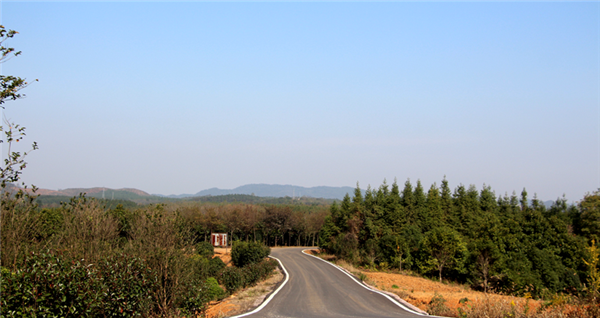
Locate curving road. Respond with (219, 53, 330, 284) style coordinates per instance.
(239, 247, 426, 318)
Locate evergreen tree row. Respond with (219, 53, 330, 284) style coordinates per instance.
(319, 178, 600, 298)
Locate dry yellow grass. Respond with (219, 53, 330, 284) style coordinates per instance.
(308, 250, 599, 318)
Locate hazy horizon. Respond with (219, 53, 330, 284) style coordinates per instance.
(1, 2, 598, 202)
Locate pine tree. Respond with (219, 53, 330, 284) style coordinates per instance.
(425, 183, 442, 232)
(401, 179, 415, 225)
(440, 178, 453, 225)
(414, 180, 427, 230)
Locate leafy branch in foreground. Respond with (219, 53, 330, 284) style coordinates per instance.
(0, 25, 37, 189)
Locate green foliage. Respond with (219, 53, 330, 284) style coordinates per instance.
(208, 257, 226, 277)
(242, 259, 278, 288)
(231, 241, 271, 267)
(35, 207, 64, 240)
(205, 277, 225, 301)
(96, 253, 157, 317)
(0, 252, 156, 317)
(319, 178, 594, 299)
(196, 241, 215, 259)
(219, 266, 245, 293)
(178, 278, 211, 316)
(378, 234, 409, 270)
(218, 259, 277, 293)
(421, 227, 467, 282)
(108, 204, 135, 239)
(580, 191, 600, 242)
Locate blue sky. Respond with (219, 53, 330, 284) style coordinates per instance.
(1, 1, 598, 201)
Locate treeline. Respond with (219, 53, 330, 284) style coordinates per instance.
(185, 193, 334, 205)
(35, 193, 335, 209)
(175, 202, 328, 247)
(0, 192, 281, 316)
(35, 195, 138, 209)
(319, 179, 599, 299)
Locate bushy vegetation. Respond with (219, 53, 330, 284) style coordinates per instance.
(0, 191, 283, 316)
(231, 241, 271, 267)
(319, 179, 600, 306)
(197, 241, 215, 259)
(1, 252, 155, 317)
(218, 259, 278, 293)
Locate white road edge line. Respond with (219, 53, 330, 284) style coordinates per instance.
(228, 255, 289, 318)
(301, 249, 435, 317)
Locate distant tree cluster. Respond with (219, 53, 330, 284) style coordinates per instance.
(319, 178, 600, 299)
(35, 195, 138, 209)
(186, 193, 334, 205)
(176, 202, 328, 247)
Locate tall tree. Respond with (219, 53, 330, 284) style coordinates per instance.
(385, 179, 404, 233)
(579, 190, 600, 242)
(421, 227, 467, 282)
(425, 183, 442, 232)
(401, 179, 415, 225)
(413, 180, 427, 230)
(520, 188, 529, 212)
(440, 178, 453, 224)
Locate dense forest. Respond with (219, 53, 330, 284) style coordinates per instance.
(319, 178, 600, 300)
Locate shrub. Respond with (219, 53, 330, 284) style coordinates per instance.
(205, 277, 225, 301)
(177, 278, 211, 316)
(96, 253, 157, 316)
(0, 251, 157, 317)
(243, 259, 278, 287)
(231, 241, 270, 267)
(219, 266, 245, 293)
(1, 252, 100, 317)
(196, 241, 215, 259)
(209, 257, 226, 277)
(218, 259, 278, 293)
(427, 292, 452, 317)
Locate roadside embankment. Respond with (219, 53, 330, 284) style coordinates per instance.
(306, 249, 596, 318)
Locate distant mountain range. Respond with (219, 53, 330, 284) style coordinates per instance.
(35, 187, 150, 198)
(159, 184, 356, 200)
(27, 184, 355, 201)
(28, 184, 561, 206)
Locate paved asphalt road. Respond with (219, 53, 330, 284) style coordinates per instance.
(242, 247, 426, 318)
